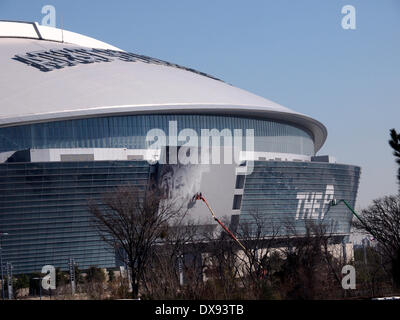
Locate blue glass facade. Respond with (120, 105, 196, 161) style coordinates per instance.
(0, 114, 315, 155)
(239, 161, 361, 237)
(0, 160, 152, 274)
(0, 113, 360, 274)
(0, 158, 360, 274)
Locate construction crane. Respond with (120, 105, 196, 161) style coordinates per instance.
(192, 192, 265, 274)
(329, 199, 374, 235)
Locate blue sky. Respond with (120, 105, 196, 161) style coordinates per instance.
(1, 0, 399, 210)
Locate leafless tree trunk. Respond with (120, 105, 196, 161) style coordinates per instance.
(234, 212, 281, 298)
(353, 195, 400, 288)
(278, 220, 343, 299)
(89, 185, 187, 298)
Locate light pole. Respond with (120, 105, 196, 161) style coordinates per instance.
(0, 232, 9, 300)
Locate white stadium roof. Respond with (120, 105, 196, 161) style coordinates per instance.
(0, 21, 327, 152)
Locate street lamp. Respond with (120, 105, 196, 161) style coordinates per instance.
(0, 232, 9, 300)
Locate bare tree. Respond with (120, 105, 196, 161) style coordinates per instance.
(140, 221, 201, 299)
(354, 245, 392, 297)
(202, 230, 242, 299)
(278, 220, 343, 299)
(89, 185, 186, 298)
(234, 212, 281, 298)
(353, 195, 400, 288)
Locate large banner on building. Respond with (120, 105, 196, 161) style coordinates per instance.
(239, 161, 360, 237)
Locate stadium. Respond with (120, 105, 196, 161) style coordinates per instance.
(0, 21, 360, 274)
